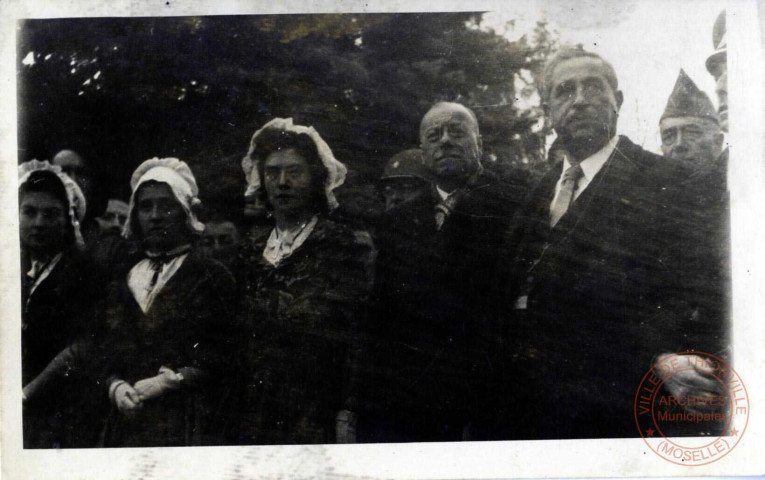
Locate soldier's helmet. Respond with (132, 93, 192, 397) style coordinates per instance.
(706, 10, 726, 75)
(380, 149, 432, 184)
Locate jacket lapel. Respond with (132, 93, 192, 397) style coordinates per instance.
(548, 138, 632, 242)
(525, 163, 561, 240)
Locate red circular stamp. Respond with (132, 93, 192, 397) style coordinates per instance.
(634, 351, 748, 466)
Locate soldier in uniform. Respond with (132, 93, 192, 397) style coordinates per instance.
(377, 149, 432, 213)
(649, 20, 732, 437)
(660, 70, 725, 176)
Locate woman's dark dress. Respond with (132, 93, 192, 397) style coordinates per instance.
(100, 249, 238, 447)
(21, 248, 106, 448)
(237, 216, 374, 444)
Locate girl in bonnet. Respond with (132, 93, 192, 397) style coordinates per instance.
(237, 118, 374, 444)
(99, 157, 238, 447)
(19, 160, 108, 448)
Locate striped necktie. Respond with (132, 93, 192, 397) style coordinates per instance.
(434, 190, 460, 231)
(550, 164, 583, 227)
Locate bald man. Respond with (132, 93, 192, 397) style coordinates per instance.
(363, 102, 525, 443)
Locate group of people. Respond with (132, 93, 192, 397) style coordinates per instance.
(20, 16, 731, 448)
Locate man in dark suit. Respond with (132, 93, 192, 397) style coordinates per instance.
(365, 102, 524, 442)
(501, 47, 690, 439)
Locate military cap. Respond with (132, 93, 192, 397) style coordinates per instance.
(661, 69, 719, 123)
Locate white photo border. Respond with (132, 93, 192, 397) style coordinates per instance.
(1, 1, 763, 478)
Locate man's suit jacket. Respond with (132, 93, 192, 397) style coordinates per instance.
(366, 170, 526, 442)
(503, 135, 686, 439)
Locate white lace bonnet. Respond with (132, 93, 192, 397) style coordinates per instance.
(123, 157, 205, 239)
(241, 118, 347, 211)
(18, 160, 87, 249)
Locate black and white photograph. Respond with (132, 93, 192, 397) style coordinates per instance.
(1, 0, 763, 478)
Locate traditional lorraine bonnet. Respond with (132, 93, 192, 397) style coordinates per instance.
(241, 117, 347, 211)
(122, 157, 205, 239)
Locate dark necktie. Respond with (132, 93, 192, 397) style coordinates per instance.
(148, 257, 166, 289)
(146, 245, 192, 289)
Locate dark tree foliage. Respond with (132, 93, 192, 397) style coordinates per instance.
(17, 13, 553, 220)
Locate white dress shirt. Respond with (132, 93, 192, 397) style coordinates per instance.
(549, 136, 618, 213)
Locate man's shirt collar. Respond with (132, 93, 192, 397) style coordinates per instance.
(562, 135, 619, 182)
(436, 185, 452, 201)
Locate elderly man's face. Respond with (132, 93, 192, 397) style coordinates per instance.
(20, 191, 69, 256)
(135, 183, 188, 252)
(263, 148, 316, 216)
(660, 116, 723, 169)
(547, 57, 623, 158)
(420, 104, 482, 191)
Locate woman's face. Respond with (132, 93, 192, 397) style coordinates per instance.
(19, 191, 69, 256)
(135, 182, 189, 252)
(263, 148, 317, 216)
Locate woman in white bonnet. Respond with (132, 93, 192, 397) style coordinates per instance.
(99, 157, 239, 447)
(237, 118, 374, 444)
(19, 160, 108, 448)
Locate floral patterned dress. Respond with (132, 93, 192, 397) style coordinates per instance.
(237, 215, 374, 444)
